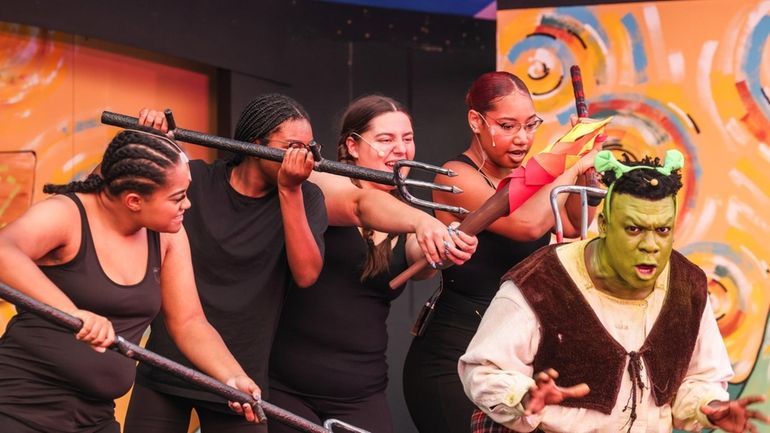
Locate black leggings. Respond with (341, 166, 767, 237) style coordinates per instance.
(402, 290, 487, 433)
(267, 386, 393, 433)
(124, 381, 266, 433)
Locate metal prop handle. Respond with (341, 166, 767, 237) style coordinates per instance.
(570, 65, 604, 208)
(550, 186, 607, 243)
(0, 281, 354, 433)
(101, 110, 467, 215)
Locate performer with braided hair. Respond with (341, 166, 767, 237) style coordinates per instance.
(268, 95, 477, 433)
(459, 151, 770, 433)
(0, 130, 260, 433)
(124, 94, 326, 433)
(126, 93, 463, 432)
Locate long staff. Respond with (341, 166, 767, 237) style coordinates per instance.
(101, 110, 468, 215)
(0, 281, 371, 433)
(550, 65, 606, 243)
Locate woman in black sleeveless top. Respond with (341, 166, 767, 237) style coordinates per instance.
(268, 95, 477, 433)
(402, 72, 600, 433)
(0, 130, 260, 433)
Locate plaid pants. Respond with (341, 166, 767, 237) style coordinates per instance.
(470, 409, 545, 433)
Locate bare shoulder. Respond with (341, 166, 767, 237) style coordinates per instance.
(433, 159, 495, 212)
(0, 194, 82, 261)
(159, 226, 191, 265)
(5, 195, 80, 234)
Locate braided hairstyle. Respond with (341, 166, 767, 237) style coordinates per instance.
(601, 154, 683, 202)
(229, 93, 310, 166)
(44, 130, 184, 196)
(337, 95, 412, 281)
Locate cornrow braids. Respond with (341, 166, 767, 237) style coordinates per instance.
(229, 93, 310, 166)
(44, 130, 184, 196)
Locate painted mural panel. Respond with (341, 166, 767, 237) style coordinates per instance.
(0, 21, 211, 430)
(498, 0, 770, 428)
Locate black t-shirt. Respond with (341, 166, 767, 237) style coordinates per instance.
(269, 225, 407, 400)
(136, 159, 327, 403)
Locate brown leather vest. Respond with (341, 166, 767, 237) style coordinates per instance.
(501, 244, 707, 414)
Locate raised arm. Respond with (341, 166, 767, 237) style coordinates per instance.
(158, 227, 261, 421)
(278, 148, 325, 287)
(310, 170, 475, 269)
(434, 149, 598, 241)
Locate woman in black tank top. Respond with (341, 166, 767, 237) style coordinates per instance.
(0, 130, 260, 433)
(403, 71, 601, 433)
(268, 95, 478, 433)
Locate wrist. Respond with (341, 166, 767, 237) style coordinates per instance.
(278, 183, 301, 195)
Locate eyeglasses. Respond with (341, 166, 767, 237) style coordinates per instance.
(478, 112, 544, 136)
(266, 139, 320, 152)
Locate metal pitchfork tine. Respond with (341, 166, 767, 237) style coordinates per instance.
(100, 109, 468, 215)
(550, 185, 606, 243)
(394, 159, 467, 215)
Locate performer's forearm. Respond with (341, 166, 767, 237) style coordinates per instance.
(279, 186, 323, 287)
(169, 317, 249, 384)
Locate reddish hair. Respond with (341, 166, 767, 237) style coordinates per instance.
(465, 71, 531, 113)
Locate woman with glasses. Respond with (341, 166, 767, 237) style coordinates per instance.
(267, 95, 478, 433)
(402, 71, 600, 433)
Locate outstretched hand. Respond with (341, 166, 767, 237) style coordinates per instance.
(701, 395, 770, 433)
(523, 368, 590, 416)
(413, 216, 478, 268)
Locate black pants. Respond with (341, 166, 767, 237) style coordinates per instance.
(403, 290, 487, 433)
(267, 386, 393, 433)
(124, 381, 266, 433)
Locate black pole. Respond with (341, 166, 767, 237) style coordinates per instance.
(0, 281, 338, 433)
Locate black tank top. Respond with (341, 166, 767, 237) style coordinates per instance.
(269, 225, 408, 399)
(442, 154, 550, 304)
(0, 193, 162, 406)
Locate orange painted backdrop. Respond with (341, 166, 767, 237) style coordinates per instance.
(0, 21, 212, 430)
(498, 0, 770, 430)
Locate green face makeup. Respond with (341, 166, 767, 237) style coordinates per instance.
(599, 193, 676, 293)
